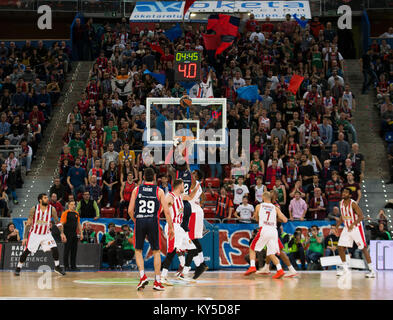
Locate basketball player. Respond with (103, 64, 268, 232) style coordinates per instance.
(14, 193, 66, 276)
(160, 179, 198, 286)
(244, 192, 288, 279)
(257, 190, 298, 277)
(128, 168, 174, 291)
(181, 170, 208, 280)
(336, 188, 376, 278)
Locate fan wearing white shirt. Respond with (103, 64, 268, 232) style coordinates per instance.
(232, 176, 249, 206)
(235, 196, 254, 223)
(249, 27, 265, 44)
(233, 71, 246, 90)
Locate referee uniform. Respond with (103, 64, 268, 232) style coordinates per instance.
(60, 209, 81, 270)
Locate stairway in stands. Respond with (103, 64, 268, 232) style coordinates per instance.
(345, 59, 393, 228)
(13, 61, 93, 218)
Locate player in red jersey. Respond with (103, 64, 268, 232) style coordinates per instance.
(14, 193, 66, 276)
(336, 188, 376, 278)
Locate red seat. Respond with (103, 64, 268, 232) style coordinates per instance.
(159, 165, 167, 175)
(223, 178, 232, 185)
(204, 208, 216, 219)
(204, 177, 220, 188)
(101, 208, 116, 218)
(205, 193, 217, 202)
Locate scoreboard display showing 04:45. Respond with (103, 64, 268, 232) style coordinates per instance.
(174, 51, 201, 82)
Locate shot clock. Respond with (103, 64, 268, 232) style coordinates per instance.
(174, 51, 201, 82)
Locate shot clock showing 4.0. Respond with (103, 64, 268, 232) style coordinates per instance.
(174, 51, 201, 82)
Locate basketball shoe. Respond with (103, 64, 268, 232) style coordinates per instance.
(284, 269, 298, 278)
(161, 276, 174, 286)
(365, 270, 376, 278)
(193, 263, 208, 280)
(244, 266, 257, 276)
(272, 269, 285, 279)
(54, 266, 66, 276)
(137, 274, 149, 290)
(153, 281, 165, 291)
(14, 267, 21, 276)
(175, 265, 184, 278)
(256, 264, 270, 275)
(177, 273, 196, 283)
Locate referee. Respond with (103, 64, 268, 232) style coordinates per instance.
(60, 200, 83, 271)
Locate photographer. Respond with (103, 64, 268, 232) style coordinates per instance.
(305, 225, 324, 269)
(101, 223, 135, 269)
(367, 221, 392, 240)
(82, 222, 97, 244)
(288, 228, 306, 270)
(244, 228, 266, 270)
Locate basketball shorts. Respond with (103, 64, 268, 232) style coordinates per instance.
(338, 224, 367, 250)
(181, 200, 192, 232)
(188, 202, 204, 240)
(134, 217, 160, 251)
(250, 226, 280, 256)
(165, 223, 196, 253)
(26, 232, 57, 254)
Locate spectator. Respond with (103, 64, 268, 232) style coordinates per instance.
(334, 132, 350, 158)
(347, 143, 365, 181)
(308, 187, 327, 220)
(50, 177, 66, 205)
(288, 229, 306, 270)
(103, 160, 119, 208)
(67, 157, 88, 199)
(324, 225, 340, 257)
(4, 222, 20, 242)
(305, 225, 324, 268)
(119, 171, 136, 219)
(102, 142, 119, 171)
(210, 186, 234, 221)
(231, 176, 249, 207)
(325, 171, 343, 214)
(86, 175, 102, 207)
(234, 195, 254, 223)
(19, 138, 32, 173)
(299, 153, 315, 189)
(327, 206, 341, 222)
(82, 222, 97, 244)
(77, 190, 100, 219)
(0, 163, 18, 204)
(289, 191, 308, 221)
(68, 131, 86, 159)
(265, 159, 283, 190)
(344, 172, 361, 202)
(49, 193, 63, 217)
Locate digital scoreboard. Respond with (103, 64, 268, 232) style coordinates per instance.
(174, 51, 201, 82)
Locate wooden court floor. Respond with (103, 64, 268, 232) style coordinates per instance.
(0, 270, 392, 300)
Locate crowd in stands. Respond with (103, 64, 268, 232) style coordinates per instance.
(50, 14, 368, 226)
(370, 29, 393, 189)
(0, 40, 71, 216)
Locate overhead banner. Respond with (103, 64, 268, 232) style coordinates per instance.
(218, 221, 338, 268)
(130, 1, 311, 22)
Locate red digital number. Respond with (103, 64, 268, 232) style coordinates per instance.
(188, 63, 197, 78)
(178, 64, 187, 77)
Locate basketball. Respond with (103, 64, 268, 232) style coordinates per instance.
(179, 95, 192, 108)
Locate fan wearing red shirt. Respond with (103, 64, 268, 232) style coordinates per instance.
(261, 17, 274, 33)
(28, 105, 45, 125)
(246, 13, 258, 33)
(160, 47, 174, 63)
(85, 130, 104, 158)
(78, 92, 90, 115)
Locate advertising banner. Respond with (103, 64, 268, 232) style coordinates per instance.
(1, 243, 101, 271)
(218, 221, 337, 268)
(130, 1, 311, 22)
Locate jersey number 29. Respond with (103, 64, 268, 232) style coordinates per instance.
(139, 200, 155, 214)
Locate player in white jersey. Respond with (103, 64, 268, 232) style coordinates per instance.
(180, 170, 209, 281)
(14, 193, 66, 276)
(336, 188, 376, 278)
(161, 179, 198, 286)
(244, 192, 288, 279)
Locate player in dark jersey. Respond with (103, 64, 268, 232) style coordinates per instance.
(128, 168, 174, 291)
